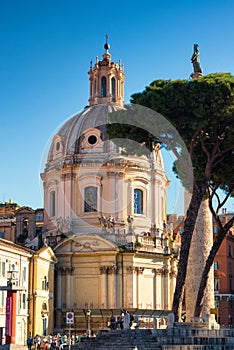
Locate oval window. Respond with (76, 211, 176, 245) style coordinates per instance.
(88, 135, 97, 145)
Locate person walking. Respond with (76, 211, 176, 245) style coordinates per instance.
(34, 335, 41, 350)
(123, 309, 130, 329)
(27, 334, 33, 350)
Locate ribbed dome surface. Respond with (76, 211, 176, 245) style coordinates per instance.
(47, 103, 124, 161)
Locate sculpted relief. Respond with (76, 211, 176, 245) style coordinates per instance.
(55, 234, 118, 253)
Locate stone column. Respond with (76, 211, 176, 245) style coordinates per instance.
(100, 266, 108, 308)
(151, 175, 156, 225)
(116, 172, 124, 221)
(61, 268, 66, 309)
(155, 268, 162, 309)
(56, 268, 62, 328)
(132, 267, 138, 308)
(70, 173, 76, 218)
(127, 180, 132, 216)
(153, 269, 156, 309)
(169, 268, 177, 310)
(186, 199, 215, 321)
(70, 267, 74, 308)
(65, 268, 72, 309)
(125, 266, 134, 308)
(107, 266, 117, 308)
(116, 261, 122, 308)
(136, 267, 144, 309)
(56, 269, 62, 308)
(106, 172, 116, 217)
(155, 180, 160, 228)
(163, 268, 170, 310)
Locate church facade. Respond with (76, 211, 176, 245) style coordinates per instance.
(41, 38, 178, 331)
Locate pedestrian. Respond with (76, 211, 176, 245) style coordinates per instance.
(27, 334, 33, 350)
(34, 335, 41, 350)
(116, 310, 124, 329)
(108, 312, 117, 329)
(123, 309, 130, 329)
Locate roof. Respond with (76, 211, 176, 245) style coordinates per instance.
(0, 237, 34, 255)
(47, 103, 123, 161)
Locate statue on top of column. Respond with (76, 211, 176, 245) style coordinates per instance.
(191, 44, 202, 74)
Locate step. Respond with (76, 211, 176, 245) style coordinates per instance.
(69, 329, 234, 350)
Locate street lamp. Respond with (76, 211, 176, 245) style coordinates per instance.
(86, 309, 91, 337)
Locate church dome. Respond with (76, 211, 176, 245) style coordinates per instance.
(47, 103, 124, 163)
(41, 38, 168, 239)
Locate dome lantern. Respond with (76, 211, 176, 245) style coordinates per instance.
(88, 36, 125, 106)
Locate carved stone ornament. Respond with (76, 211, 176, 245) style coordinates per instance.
(57, 216, 71, 233)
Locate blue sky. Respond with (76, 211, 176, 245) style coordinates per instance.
(0, 0, 234, 214)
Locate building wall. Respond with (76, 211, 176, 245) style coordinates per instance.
(214, 220, 234, 327)
(28, 246, 57, 337)
(54, 235, 176, 332)
(0, 239, 32, 345)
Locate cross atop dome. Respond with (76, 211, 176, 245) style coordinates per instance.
(104, 34, 110, 53)
(88, 36, 125, 106)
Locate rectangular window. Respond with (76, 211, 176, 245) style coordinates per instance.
(1, 262, 6, 277)
(101, 76, 107, 97)
(36, 214, 43, 221)
(22, 293, 26, 309)
(214, 262, 219, 270)
(0, 291, 6, 307)
(111, 77, 116, 102)
(214, 278, 219, 291)
(134, 189, 143, 214)
(84, 187, 97, 212)
(23, 267, 27, 282)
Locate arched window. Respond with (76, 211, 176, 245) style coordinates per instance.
(84, 186, 97, 212)
(133, 189, 143, 214)
(111, 77, 116, 101)
(22, 218, 29, 238)
(101, 76, 107, 97)
(50, 191, 56, 217)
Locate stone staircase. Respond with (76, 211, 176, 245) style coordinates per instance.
(69, 328, 234, 350)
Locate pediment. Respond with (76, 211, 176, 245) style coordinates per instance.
(16, 206, 35, 214)
(54, 234, 118, 254)
(36, 246, 57, 262)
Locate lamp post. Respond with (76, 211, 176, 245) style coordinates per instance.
(86, 309, 91, 337)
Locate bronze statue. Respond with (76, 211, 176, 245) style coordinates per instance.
(191, 44, 202, 74)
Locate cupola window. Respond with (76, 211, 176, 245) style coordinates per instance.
(111, 77, 116, 102)
(84, 186, 97, 212)
(101, 76, 107, 97)
(88, 135, 97, 145)
(134, 189, 143, 214)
